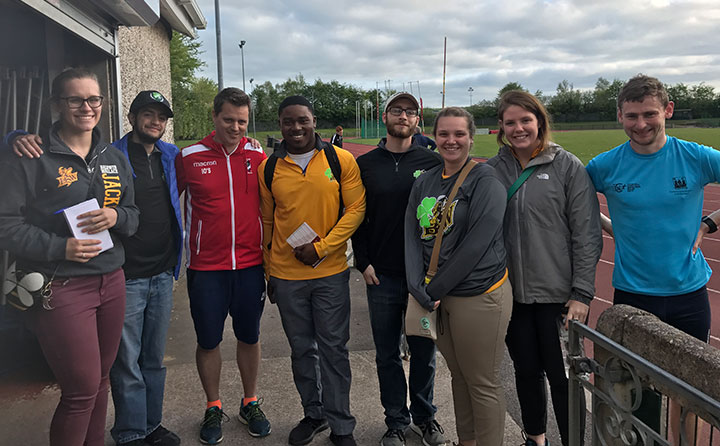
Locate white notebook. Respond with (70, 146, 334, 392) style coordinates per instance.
(62, 198, 114, 253)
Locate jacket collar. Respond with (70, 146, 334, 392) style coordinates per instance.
(498, 142, 561, 168)
(45, 122, 105, 157)
(376, 137, 422, 153)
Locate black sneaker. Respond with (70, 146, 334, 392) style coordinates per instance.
(410, 420, 446, 446)
(381, 428, 406, 446)
(288, 416, 329, 445)
(329, 432, 357, 446)
(199, 406, 228, 444)
(238, 399, 271, 437)
(119, 440, 145, 446)
(144, 425, 181, 446)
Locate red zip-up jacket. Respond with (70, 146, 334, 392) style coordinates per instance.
(175, 132, 266, 271)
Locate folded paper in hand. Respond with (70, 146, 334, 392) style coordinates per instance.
(63, 198, 114, 253)
(287, 222, 324, 268)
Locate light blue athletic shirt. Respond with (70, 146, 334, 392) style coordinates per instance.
(587, 136, 720, 296)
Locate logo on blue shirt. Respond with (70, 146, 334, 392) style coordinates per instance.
(612, 183, 641, 193)
(673, 177, 687, 190)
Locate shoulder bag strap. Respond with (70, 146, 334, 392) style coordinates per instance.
(425, 159, 477, 283)
(506, 164, 538, 202)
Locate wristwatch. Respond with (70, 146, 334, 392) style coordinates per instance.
(702, 216, 718, 233)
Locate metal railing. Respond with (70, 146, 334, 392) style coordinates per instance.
(568, 320, 720, 446)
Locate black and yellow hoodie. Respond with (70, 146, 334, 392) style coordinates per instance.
(0, 125, 139, 277)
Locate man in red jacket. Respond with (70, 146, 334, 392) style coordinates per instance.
(175, 88, 270, 444)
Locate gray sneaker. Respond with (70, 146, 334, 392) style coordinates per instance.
(380, 428, 406, 446)
(410, 420, 447, 446)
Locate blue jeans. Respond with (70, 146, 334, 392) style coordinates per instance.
(110, 270, 174, 444)
(367, 273, 437, 429)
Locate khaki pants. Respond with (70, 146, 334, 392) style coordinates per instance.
(435, 279, 513, 445)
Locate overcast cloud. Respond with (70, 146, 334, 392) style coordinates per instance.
(193, 0, 720, 108)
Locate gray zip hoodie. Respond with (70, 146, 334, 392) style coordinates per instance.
(405, 159, 507, 311)
(487, 143, 602, 305)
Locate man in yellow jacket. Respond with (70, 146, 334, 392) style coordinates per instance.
(259, 96, 366, 446)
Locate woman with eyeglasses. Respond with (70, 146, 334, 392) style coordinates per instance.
(0, 68, 138, 446)
(487, 91, 602, 446)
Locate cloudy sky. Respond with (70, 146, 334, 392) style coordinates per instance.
(192, 0, 720, 108)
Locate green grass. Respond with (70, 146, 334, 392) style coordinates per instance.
(477, 128, 720, 164)
(177, 127, 720, 165)
(348, 128, 720, 165)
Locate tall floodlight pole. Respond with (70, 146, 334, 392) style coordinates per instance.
(415, 81, 424, 130)
(238, 40, 246, 91)
(249, 78, 256, 139)
(442, 37, 447, 108)
(468, 87, 474, 106)
(376, 82, 380, 138)
(215, 0, 223, 90)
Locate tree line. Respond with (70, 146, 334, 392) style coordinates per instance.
(170, 33, 720, 140)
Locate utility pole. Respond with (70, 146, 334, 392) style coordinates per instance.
(249, 78, 256, 139)
(238, 40, 246, 91)
(415, 81, 425, 130)
(442, 36, 447, 108)
(376, 82, 380, 138)
(468, 86, 474, 106)
(214, 0, 223, 90)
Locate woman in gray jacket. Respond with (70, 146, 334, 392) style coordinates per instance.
(487, 91, 602, 446)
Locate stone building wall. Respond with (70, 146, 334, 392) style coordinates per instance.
(116, 23, 174, 141)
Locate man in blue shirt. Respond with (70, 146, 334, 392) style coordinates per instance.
(586, 74, 719, 443)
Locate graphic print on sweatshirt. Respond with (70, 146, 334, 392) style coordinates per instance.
(416, 194, 457, 240)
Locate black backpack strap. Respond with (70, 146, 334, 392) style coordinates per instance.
(264, 153, 279, 193)
(263, 153, 280, 250)
(322, 142, 344, 222)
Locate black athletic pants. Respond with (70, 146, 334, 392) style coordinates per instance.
(505, 302, 569, 446)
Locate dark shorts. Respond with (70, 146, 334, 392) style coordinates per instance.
(187, 265, 266, 349)
(614, 285, 711, 342)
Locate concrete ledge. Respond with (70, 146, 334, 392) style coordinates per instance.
(596, 304, 720, 404)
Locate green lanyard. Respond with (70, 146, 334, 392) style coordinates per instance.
(507, 165, 538, 202)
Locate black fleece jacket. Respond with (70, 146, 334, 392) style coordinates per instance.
(352, 139, 441, 276)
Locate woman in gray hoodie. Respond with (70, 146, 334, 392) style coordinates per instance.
(487, 91, 602, 446)
(405, 107, 511, 446)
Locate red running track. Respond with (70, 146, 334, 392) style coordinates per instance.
(341, 139, 720, 349)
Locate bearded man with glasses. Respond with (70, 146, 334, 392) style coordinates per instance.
(351, 92, 446, 446)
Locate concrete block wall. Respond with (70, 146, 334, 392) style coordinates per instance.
(116, 23, 174, 141)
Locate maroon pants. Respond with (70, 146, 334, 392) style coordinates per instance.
(29, 269, 126, 446)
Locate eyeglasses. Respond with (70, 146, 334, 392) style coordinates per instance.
(388, 107, 419, 117)
(60, 96, 104, 109)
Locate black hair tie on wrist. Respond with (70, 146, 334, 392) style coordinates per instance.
(702, 216, 718, 234)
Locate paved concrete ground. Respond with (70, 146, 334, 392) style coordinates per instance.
(0, 268, 572, 445)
